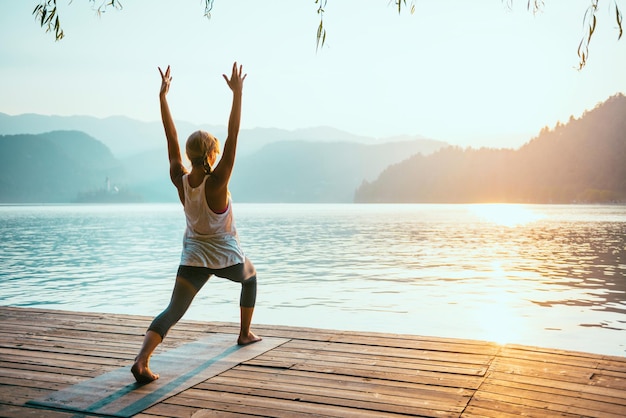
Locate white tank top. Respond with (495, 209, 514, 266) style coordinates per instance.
(179, 174, 245, 268)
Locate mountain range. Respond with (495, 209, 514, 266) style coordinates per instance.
(1, 92, 624, 204)
(0, 113, 429, 158)
(0, 115, 445, 203)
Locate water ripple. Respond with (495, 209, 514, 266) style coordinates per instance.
(1, 203, 625, 356)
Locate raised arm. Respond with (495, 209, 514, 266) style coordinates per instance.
(211, 62, 246, 188)
(158, 66, 186, 193)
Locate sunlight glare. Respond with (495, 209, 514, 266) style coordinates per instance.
(477, 300, 524, 345)
(474, 274, 528, 345)
(470, 204, 545, 227)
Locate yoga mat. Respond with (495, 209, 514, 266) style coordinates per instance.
(28, 334, 288, 417)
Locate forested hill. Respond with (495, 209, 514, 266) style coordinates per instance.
(355, 93, 626, 204)
(0, 131, 135, 203)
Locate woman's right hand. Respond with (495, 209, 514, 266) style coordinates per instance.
(158, 65, 172, 97)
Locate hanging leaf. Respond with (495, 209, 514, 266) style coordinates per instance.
(316, 21, 326, 51)
(204, 0, 214, 18)
(617, 4, 623, 40)
(591, 14, 597, 36)
(315, 0, 327, 51)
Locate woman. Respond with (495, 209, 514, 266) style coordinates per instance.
(131, 62, 261, 384)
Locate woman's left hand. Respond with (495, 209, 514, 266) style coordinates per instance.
(222, 62, 246, 95)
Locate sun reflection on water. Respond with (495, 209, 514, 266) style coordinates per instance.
(470, 203, 546, 227)
(475, 285, 527, 344)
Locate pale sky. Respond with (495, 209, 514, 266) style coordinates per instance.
(1, 0, 624, 148)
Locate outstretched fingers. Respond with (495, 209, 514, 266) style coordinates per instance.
(222, 61, 246, 92)
(158, 65, 171, 80)
(239, 64, 247, 83)
(158, 65, 172, 96)
(234, 62, 247, 82)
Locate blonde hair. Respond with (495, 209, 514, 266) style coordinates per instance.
(186, 130, 220, 169)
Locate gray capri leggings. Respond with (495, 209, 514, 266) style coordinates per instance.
(148, 258, 257, 339)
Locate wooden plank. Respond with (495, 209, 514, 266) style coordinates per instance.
(187, 381, 464, 416)
(0, 366, 88, 386)
(504, 343, 615, 361)
(259, 343, 493, 366)
(173, 387, 455, 418)
(479, 379, 626, 414)
(327, 333, 500, 356)
(206, 365, 474, 404)
(217, 365, 472, 398)
(248, 354, 487, 377)
(290, 361, 484, 390)
(0, 384, 65, 407)
(0, 332, 141, 351)
(287, 339, 495, 366)
(0, 347, 126, 367)
(499, 345, 603, 368)
(250, 347, 489, 376)
(589, 372, 626, 391)
(0, 360, 97, 378)
(474, 382, 626, 418)
(164, 393, 332, 418)
(487, 370, 626, 405)
(137, 402, 203, 418)
(0, 318, 149, 337)
(2, 307, 625, 418)
(0, 376, 72, 392)
(188, 410, 263, 418)
(598, 357, 626, 372)
(462, 398, 581, 418)
(0, 344, 133, 364)
(338, 328, 501, 346)
(0, 404, 80, 418)
(0, 331, 193, 363)
(490, 356, 603, 383)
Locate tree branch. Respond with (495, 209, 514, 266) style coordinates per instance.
(32, 0, 623, 70)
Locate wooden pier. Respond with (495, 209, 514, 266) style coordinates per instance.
(1, 306, 625, 417)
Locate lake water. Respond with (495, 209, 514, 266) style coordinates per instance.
(1, 203, 625, 357)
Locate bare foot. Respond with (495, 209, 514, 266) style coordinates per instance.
(131, 359, 159, 383)
(237, 332, 262, 346)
